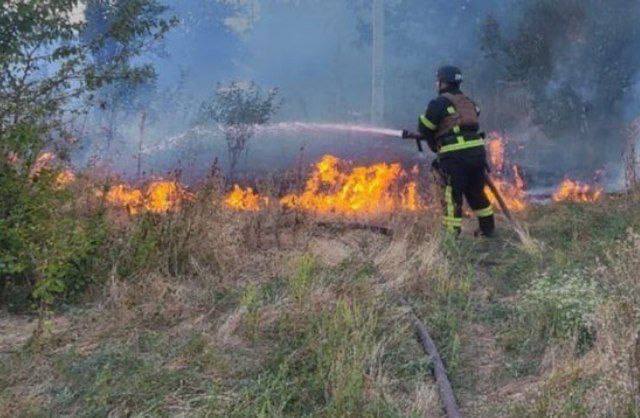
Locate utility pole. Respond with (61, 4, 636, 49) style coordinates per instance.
(371, 0, 385, 124)
(137, 111, 147, 179)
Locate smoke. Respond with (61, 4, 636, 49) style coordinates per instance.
(478, 0, 640, 183)
(76, 0, 640, 187)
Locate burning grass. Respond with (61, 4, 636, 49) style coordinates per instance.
(224, 184, 267, 211)
(552, 178, 604, 203)
(279, 154, 423, 216)
(485, 134, 529, 212)
(92, 180, 194, 215)
(44, 139, 606, 223)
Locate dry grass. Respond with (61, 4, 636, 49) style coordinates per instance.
(0, 191, 444, 416)
(2, 190, 640, 417)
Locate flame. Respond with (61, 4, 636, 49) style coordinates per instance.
(55, 169, 76, 188)
(30, 152, 57, 179)
(145, 180, 190, 213)
(485, 134, 528, 212)
(104, 184, 145, 214)
(279, 155, 421, 217)
(32, 152, 55, 173)
(486, 176, 528, 212)
(224, 185, 264, 211)
(102, 180, 192, 214)
(552, 179, 603, 203)
(513, 165, 526, 190)
(487, 135, 505, 173)
(31, 152, 76, 189)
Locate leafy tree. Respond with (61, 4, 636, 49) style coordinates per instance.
(0, 0, 176, 309)
(198, 81, 280, 178)
(0, 0, 177, 147)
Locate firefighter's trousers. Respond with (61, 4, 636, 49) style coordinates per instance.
(435, 151, 495, 236)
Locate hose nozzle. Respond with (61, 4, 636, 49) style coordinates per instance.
(400, 130, 425, 152)
(402, 129, 421, 140)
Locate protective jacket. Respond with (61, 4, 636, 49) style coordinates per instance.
(417, 86, 484, 156)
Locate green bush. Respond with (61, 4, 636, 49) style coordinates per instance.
(0, 127, 107, 310)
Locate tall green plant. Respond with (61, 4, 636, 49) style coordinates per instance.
(0, 0, 176, 141)
(0, 126, 107, 310)
(198, 81, 280, 178)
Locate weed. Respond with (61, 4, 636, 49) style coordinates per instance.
(288, 254, 317, 303)
(520, 270, 601, 343)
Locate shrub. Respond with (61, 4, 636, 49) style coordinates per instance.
(518, 269, 602, 343)
(0, 128, 107, 310)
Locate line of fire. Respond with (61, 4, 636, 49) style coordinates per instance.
(31, 133, 604, 220)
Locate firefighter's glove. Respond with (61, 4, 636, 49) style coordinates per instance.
(431, 158, 441, 171)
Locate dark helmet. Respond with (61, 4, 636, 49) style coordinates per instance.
(437, 65, 463, 84)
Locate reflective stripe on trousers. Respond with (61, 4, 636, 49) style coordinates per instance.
(444, 185, 462, 231)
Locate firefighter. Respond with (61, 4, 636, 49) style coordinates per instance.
(417, 65, 495, 237)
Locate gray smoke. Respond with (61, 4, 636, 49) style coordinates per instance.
(76, 0, 640, 188)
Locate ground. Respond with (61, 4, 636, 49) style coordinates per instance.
(1, 196, 640, 417)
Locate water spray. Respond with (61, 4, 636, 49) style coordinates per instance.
(255, 122, 403, 138)
(144, 122, 406, 154)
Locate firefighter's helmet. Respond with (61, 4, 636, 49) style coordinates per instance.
(437, 66, 463, 84)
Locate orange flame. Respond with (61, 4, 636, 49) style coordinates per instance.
(513, 165, 526, 190)
(30, 152, 60, 180)
(31, 152, 55, 176)
(279, 155, 421, 217)
(486, 176, 528, 212)
(487, 135, 505, 173)
(31, 152, 77, 189)
(552, 179, 603, 203)
(145, 180, 191, 213)
(104, 184, 145, 214)
(224, 185, 265, 211)
(55, 170, 76, 188)
(485, 134, 528, 212)
(103, 180, 192, 214)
